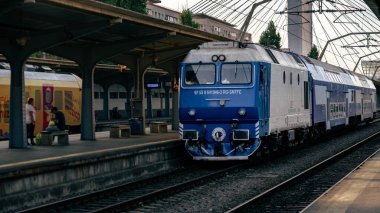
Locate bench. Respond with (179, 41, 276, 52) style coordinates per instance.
(40, 130, 69, 145)
(110, 125, 131, 138)
(150, 122, 168, 133)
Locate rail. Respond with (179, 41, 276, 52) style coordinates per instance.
(226, 131, 380, 213)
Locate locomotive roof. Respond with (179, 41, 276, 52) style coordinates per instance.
(186, 41, 375, 90)
(0, 69, 80, 82)
(187, 42, 306, 70)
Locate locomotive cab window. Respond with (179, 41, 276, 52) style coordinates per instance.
(185, 64, 215, 85)
(221, 63, 252, 84)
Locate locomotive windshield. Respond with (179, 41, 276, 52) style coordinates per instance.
(221, 63, 252, 84)
(185, 64, 215, 85)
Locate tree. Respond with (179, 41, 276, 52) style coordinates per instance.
(259, 21, 281, 49)
(180, 9, 199, 29)
(308, 44, 319, 59)
(99, 0, 147, 14)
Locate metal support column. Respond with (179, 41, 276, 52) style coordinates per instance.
(80, 63, 96, 140)
(103, 85, 109, 120)
(164, 86, 170, 117)
(146, 88, 152, 118)
(8, 57, 27, 148)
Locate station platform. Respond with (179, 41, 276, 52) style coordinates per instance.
(0, 126, 186, 212)
(304, 149, 380, 213)
(0, 125, 179, 167)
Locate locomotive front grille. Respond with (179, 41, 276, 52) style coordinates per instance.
(182, 130, 199, 141)
(233, 129, 249, 140)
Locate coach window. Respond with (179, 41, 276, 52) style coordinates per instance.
(185, 64, 215, 85)
(221, 63, 252, 84)
(54, 90, 63, 110)
(35, 90, 41, 110)
(65, 91, 73, 110)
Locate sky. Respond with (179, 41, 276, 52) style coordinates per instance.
(158, 0, 200, 11)
(157, 0, 380, 74)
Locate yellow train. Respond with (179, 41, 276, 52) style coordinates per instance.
(0, 69, 82, 139)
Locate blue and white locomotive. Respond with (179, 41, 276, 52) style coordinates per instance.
(179, 42, 376, 160)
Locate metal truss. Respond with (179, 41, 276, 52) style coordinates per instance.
(276, 0, 365, 15)
(342, 34, 380, 48)
(319, 32, 380, 60)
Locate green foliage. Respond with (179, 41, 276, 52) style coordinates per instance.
(180, 9, 199, 29)
(308, 44, 319, 59)
(259, 21, 281, 49)
(99, 0, 147, 14)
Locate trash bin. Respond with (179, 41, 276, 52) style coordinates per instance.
(129, 117, 143, 135)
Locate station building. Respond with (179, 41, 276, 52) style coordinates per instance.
(146, 2, 252, 42)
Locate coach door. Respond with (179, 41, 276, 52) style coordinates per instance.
(259, 64, 270, 119)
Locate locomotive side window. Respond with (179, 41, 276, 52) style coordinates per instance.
(221, 63, 252, 84)
(35, 90, 41, 110)
(297, 74, 300, 85)
(185, 64, 215, 85)
(304, 82, 309, 109)
(290, 72, 293, 85)
(283, 71, 286, 84)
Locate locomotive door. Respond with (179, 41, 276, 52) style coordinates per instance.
(259, 64, 270, 119)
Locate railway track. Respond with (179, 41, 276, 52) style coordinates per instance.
(21, 163, 247, 213)
(21, 121, 380, 213)
(226, 131, 380, 213)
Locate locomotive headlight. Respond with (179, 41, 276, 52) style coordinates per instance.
(238, 108, 246, 116)
(188, 109, 196, 117)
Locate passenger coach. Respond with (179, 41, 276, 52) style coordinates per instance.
(0, 69, 82, 139)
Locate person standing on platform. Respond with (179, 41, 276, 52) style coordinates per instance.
(26, 98, 36, 145)
(51, 107, 66, 131)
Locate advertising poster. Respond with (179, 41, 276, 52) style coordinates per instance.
(42, 85, 54, 129)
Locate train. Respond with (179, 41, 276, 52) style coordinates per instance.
(0, 68, 82, 140)
(179, 41, 376, 160)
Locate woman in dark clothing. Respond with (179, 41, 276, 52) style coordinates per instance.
(51, 107, 66, 130)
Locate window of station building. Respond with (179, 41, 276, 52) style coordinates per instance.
(229, 32, 237, 39)
(119, 92, 127, 99)
(212, 26, 221, 33)
(152, 92, 159, 98)
(185, 64, 216, 85)
(54, 90, 63, 110)
(65, 91, 73, 110)
(34, 90, 41, 110)
(110, 92, 118, 99)
(265, 49, 279, 64)
(221, 63, 252, 84)
(147, 9, 153, 16)
(94, 92, 100, 99)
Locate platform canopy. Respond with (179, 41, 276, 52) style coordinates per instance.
(0, 0, 229, 69)
(364, 0, 380, 19)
